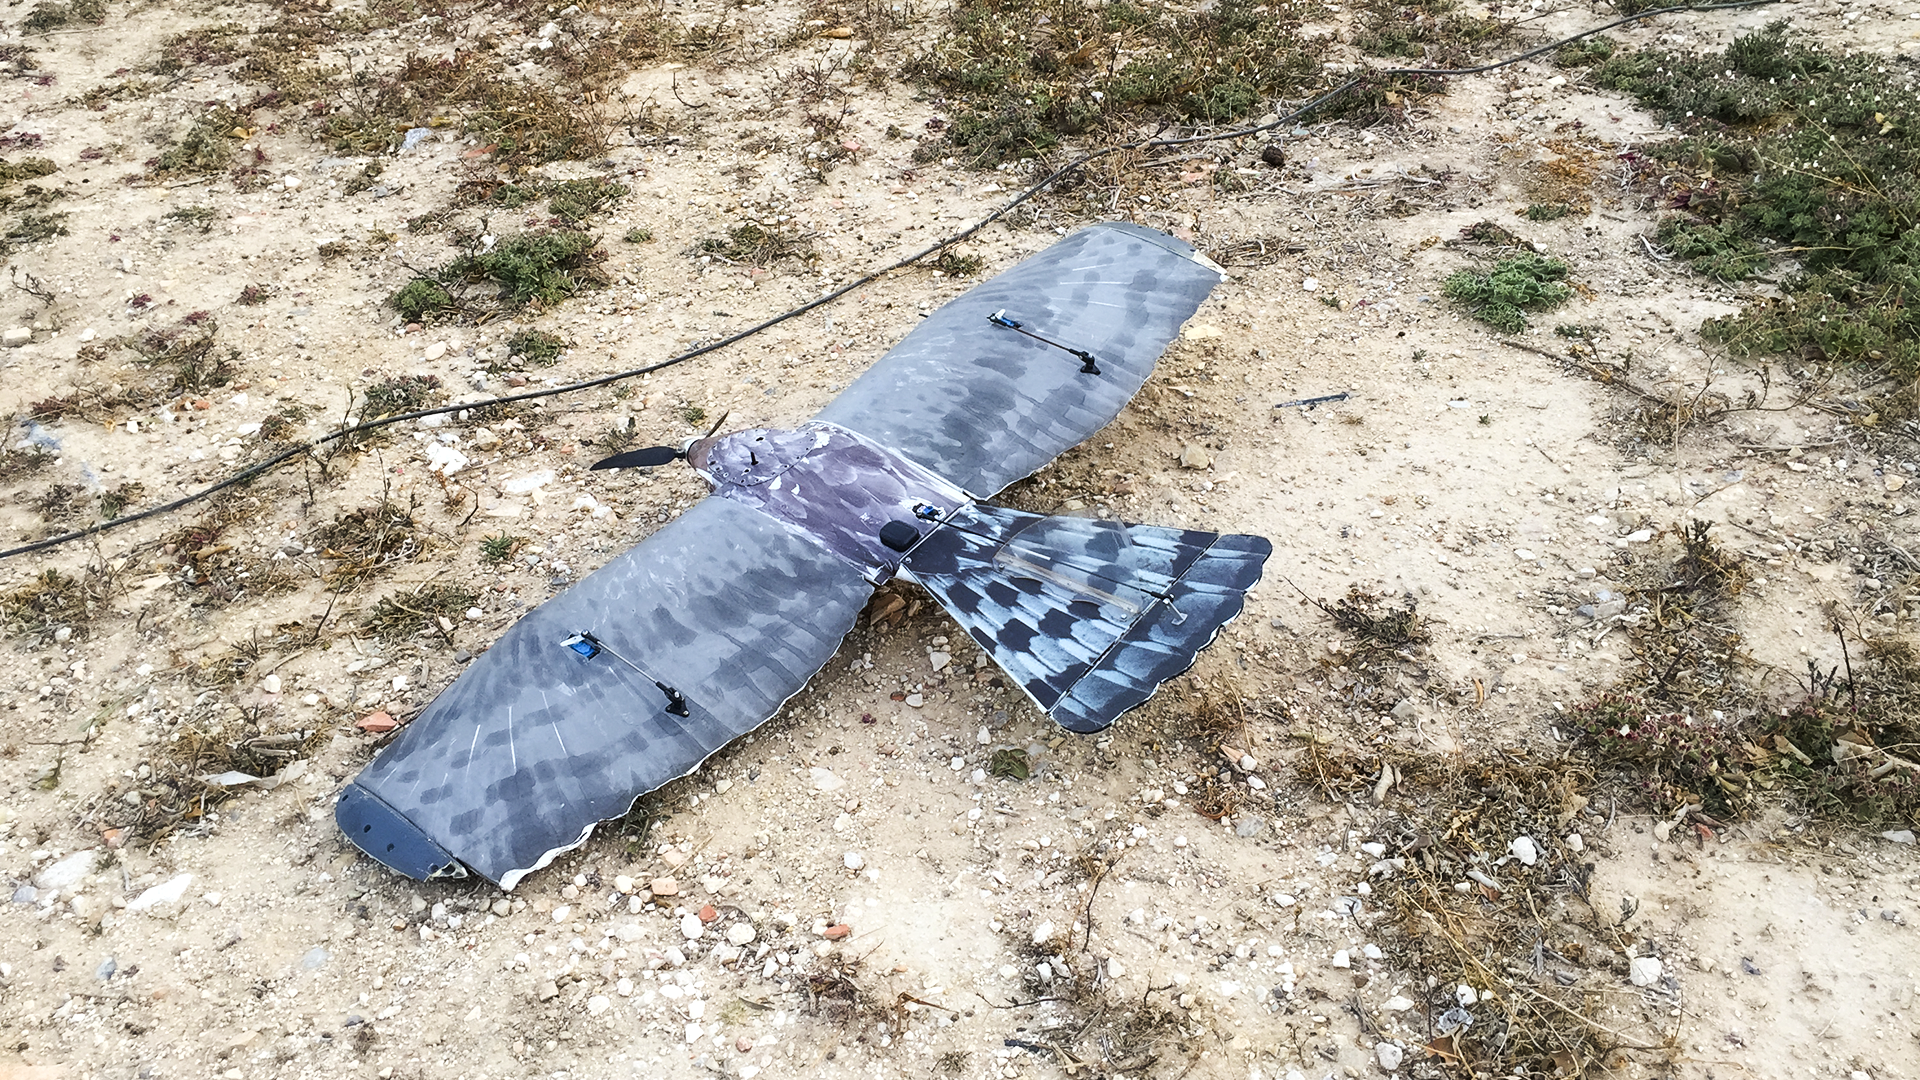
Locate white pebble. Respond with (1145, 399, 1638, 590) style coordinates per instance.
(1508, 836, 1539, 866)
(1032, 919, 1055, 946)
(843, 852, 865, 871)
(680, 913, 704, 940)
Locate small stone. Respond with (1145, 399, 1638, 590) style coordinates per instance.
(1566, 832, 1584, 852)
(96, 956, 117, 981)
(357, 711, 398, 733)
(1376, 1042, 1405, 1072)
(822, 924, 852, 940)
(492, 899, 512, 917)
(1508, 836, 1539, 866)
(1624, 528, 1654, 544)
(1272, 893, 1297, 907)
(1455, 983, 1477, 1006)
(551, 904, 572, 923)
(928, 650, 950, 672)
(33, 849, 98, 892)
(726, 922, 756, 945)
(698, 904, 718, 923)
(1629, 956, 1663, 987)
(736, 1036, 754, 1053)
(586, 995, 611, 1016)
(1362, 944, 1384, 960)
(1331, 950, 1351, 968)
(126, 873, 193, 914)
(1032, 919, 1055, 946)
(843, 851, 865, 871)
(260, 674, 282, 695)
(1881, 830, 1916, 845)
(1383, 995, 1415, 1012)
(614, 875, 636, 895)
(650, 877, 679, 897)
(1178, 444, 1212, 470)
(283, 175, 301, 189)
(2, 327, 31, 348)
(52, 627, 72, 643)
(300, 947, 329, 971)
(537, 980, 560, 1002)
(424, 341, 448, 361)
(680, 913, 704, 940)
(810, 767, 845, 791)
(1260, 144, 1286, 167)
(1513, 548, 1537, 561)
(1106, 959, 1126, 979)
(1235, 816, 1265, 838)
(905, 692, 925, 707)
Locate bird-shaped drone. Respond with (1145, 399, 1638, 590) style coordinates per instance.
(336, 222, 1272, 888)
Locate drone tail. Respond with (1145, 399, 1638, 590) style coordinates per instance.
(900, 504, 1270, 734)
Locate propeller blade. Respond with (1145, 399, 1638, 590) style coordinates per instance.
(590, 445, 683, 470)
(703, 410, 730, 439)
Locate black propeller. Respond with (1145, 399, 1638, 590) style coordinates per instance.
(590, 445, 683, 470)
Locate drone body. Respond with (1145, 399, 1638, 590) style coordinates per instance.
(336, 223, 1271, 888)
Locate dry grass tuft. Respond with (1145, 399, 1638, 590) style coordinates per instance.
(0, 566, 116, 639)
(315, 494, 434, 589)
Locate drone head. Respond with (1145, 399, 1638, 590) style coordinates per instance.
(587, 411, 729, 473)
(687, 424, 824, 489)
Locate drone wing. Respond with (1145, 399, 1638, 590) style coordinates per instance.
(335, 497, 871, 888)
(811, 222, 1223, 497)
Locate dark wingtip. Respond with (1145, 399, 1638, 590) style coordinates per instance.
(590, 445, 683, 470)
(336, 783, 468, 881)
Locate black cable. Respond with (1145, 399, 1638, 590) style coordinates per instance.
(0, 0, 1775, 563)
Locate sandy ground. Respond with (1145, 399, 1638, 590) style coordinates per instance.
(2, 1, 1918, 1078)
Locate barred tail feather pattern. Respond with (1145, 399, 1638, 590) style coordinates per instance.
(901, 504, 1271, 733)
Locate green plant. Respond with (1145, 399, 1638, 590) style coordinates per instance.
(547, 179, 628, 222)
(1657, 218, 1768, 282)
(1524, 202, 1572, 222)
(623, 226, 653, 243)
(1442, 254, 1573, 334)
(0, 158, 57, 185)
(364, 584, 476, 641)
(390, 278, 455, 322)
(696, 223, 814, 266)
(681, 405, 707, 427)
(1594, 22, 1920, 379)
(505, 329, 568, 367)
(148, 107, 240, 178)
(910, 0, 1320, 165)
(361, 375, 442, 417)
(164, 206, 218, 233)
(1554, 36, 1616, 67)
(98, 482, 145, 521)
(479, 532, 525, 562)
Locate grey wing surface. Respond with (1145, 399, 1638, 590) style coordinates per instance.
(337, 497, 871, 888)
(811, 222, 1223, 497)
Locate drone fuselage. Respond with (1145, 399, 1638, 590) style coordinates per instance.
(688, 423, 970, 582)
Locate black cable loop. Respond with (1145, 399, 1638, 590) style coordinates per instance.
(0, 0, 1776, 563)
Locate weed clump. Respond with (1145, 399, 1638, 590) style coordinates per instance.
(505, 329, 568, 367)
(910, 0, 1319, 165)
(316, 497, 431, 588)
(1352, 0, 1509, 65)
(1594, 22, 1920, 379)
(389, 231, 605, 321)
(479, 532, 525, 562)
(696, 223, 815, 266)
(361, 374, 442, 418)
(364, 584, 476, 641)
(1, 568, 112, 638)
(1443, 254, 1573, 334)
(148, 108, 240, 179)
(22, 0, 106, 33)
